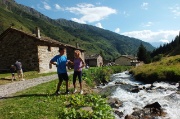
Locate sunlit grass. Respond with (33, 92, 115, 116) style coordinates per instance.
(131, 55, 180, 82)
(0, 78, 114, 119)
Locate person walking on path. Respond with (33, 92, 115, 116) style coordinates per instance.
(72, 50, 85, 94)
(14, 60, 24, 81)
(50, 47, 71, 95)
(10, 65, 16, 81)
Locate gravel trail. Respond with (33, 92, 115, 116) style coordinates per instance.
(0, 74, 59, 98)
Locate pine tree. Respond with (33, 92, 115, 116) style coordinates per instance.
(137, 43, 150, 63)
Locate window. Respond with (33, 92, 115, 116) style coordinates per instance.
(49, 63, 52, 69)
(48, 46, 51, 52)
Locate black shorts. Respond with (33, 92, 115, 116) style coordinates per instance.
(58, 73, 69, 82)
(73, 71, 82, 84)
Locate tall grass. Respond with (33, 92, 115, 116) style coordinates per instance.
(82, 66, 131, 86)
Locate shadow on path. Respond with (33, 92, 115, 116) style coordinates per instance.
(0, 92, 70, 100)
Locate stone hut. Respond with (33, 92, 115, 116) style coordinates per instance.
(115, 55, 140, 66)
(0, 27, 85, 73)
(85, 54, 103, 67)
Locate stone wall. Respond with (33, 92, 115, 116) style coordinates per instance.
(38, 46, 59, 73)
(97, 55, 103, 67)
(115, 56, 131, 66)
(0, 28, 85, 73)
(0, 30, 39, 71)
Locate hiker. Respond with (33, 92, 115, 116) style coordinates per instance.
(72, 50, 85, 94)
(10, 65, 16, 81)
(14, 60, 25, 81)
(50, 47, 72, 95)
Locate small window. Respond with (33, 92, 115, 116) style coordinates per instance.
(48, 46, 51, 52)
(49, 63, 52, 69)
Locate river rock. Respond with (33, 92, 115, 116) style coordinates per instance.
(107, 97, 123, 108)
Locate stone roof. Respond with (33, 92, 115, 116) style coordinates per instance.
(0, 27, 85, 51)
(117, 55, 137, 60)
(85, 54, 101, 60)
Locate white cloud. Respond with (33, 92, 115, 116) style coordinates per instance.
(169, 4, 180, 18)
(54, 4, 62, 10)
(42, 2, 51, 10)
(115, 28, 120, 33)
(65, 3, 117, 24)
(71, 18, 86, 24)
(95, 22, 103, 28)
(159, 40, 169, 43)
(141, 2, 149, 10)
(142, 22, 153, 27)
(122, 30, 179, 43)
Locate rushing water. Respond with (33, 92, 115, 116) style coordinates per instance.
(100, 71, 180, 119)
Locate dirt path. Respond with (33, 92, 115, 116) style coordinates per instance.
(0, 74, 58, 98)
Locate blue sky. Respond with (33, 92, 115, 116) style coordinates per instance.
(15, 0, 180, 46)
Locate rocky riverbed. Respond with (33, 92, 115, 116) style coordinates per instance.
(98, 71, 180, 119)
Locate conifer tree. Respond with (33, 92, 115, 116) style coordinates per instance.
(137, 43, 150, 63)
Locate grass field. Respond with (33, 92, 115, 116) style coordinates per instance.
(0, 78, 114, 119)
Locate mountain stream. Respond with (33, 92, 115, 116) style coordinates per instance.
(99, 71, 180, 119)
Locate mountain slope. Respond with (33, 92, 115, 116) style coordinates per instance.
(0, 0, 155, 60)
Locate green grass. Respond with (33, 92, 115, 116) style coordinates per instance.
(130, 55, 180, 83)
(0, 79, 114, 119)
(0, 66, 130, 118)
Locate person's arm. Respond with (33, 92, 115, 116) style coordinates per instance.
(80, 58, 85, 68)
(67, 60, 74, 65)
(50, 56, 58, 66)
(50, 61, 57, 65)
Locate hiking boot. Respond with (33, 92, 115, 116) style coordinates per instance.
(65, 91, 70, 94)
(80, 90, 83, 94)
(73, 89, 77, 94)
(54, 91, 60, 96)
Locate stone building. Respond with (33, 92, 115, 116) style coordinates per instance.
(0, 27, 85, 73)
(115, 55, 140, 66)
(85, 54, 103, 67)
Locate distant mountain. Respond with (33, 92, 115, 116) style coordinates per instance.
(0, 0, 155, 60)
(150, 42, 166, 48)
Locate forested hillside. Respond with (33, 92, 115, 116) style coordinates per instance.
(151, 33, 180, 58)
(0, 0, 155, 60)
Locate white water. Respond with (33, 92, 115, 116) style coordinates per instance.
(102, 71, 180, 119)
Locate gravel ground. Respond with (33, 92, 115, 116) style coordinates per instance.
(0, 74, 59, 99)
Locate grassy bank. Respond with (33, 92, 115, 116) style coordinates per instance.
(0, 66, 130, 119)
(130, 55, 180, 83)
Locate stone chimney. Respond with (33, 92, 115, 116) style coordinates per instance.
(36, 27, 41, 38)
(76, 42, 79, 48)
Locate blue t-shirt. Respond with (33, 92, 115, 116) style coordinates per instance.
(50, 55, 68, 74)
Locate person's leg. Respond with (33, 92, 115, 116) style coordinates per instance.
(78, 71, 83, 94)
(55, 74, 63, 94)
(21, 70, 24, 80)
(17, 70, 20, 80)
(56, 80, 63, 92)
(20, 69, 24, 80)
(73, 72, 78, 93)
(63, 73, 69, 94)
(11, 73, 14, 81)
